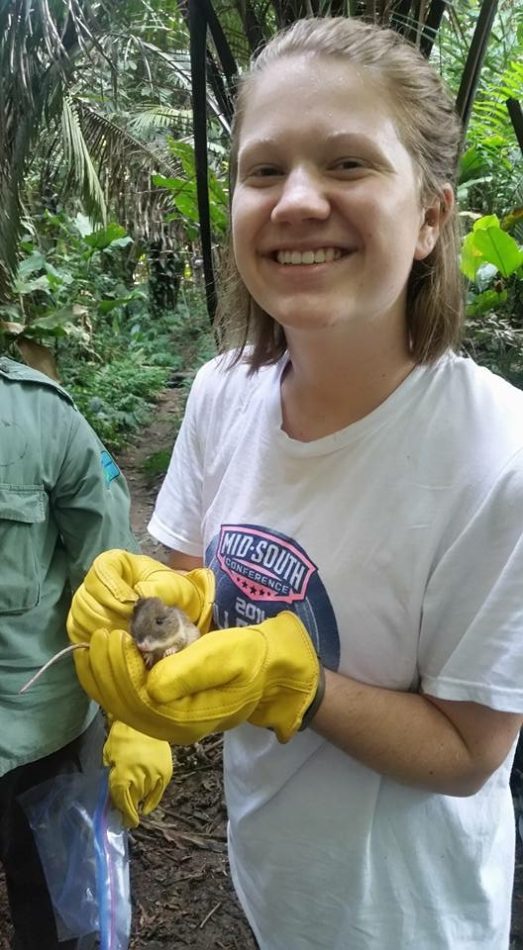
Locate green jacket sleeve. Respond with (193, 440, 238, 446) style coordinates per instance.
(51, 411, 139, 591)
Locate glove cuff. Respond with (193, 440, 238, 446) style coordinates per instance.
(249, 613, 322, 742)
(298, 662, 325, 730)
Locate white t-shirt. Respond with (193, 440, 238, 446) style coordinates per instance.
(149, 352, 523, 949)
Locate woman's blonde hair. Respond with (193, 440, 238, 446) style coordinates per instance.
(215, 16, 464, 369)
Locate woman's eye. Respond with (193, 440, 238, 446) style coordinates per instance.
(251, 165, 280, 178)
(333, 159, 363, 171)
(239, 162, 282, 181)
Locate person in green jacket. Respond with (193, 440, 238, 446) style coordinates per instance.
(0, 357, 172, 950)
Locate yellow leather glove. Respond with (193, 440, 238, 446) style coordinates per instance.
(103, 721, 173, 828)
(67, 549, 215, 646)
(72, 614, 324, 745)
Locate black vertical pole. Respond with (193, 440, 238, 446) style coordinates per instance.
(188, 0, 216, 323)
(455, 0, 498, 131)
(506, 99, 523, 158)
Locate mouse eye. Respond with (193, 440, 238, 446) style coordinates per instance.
(155, 617, 164, 626)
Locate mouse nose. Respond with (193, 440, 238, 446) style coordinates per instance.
(137, 639, 153, 653)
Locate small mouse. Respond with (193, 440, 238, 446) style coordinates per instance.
(18, 596, 198, 694)
(130, 597, 200, 668)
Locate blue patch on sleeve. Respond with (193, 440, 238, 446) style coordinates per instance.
(101, 450, 121, 483)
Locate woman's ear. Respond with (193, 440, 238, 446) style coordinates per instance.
(414, 184, 455, 261)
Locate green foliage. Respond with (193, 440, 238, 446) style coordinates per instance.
(163, 289, 217, 372)
(461, 216, 523, 281)
(0, 210, 142, 355)
(466, 56, 523, 213)
(60, 288, 216, 449)
(141, 449, 173, 478)
(460, 214, 523, 386)
(66, 357, 170, 448)
(0, 0, 106, 296)
(446, 1, 523, 388)
(3, 0, 523, 431)
(152, 138, 229, 238)
(463, 311, 523, 388)
(450, 3, 523, 220)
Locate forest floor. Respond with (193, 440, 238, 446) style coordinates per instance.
(0, 383, 522, 948)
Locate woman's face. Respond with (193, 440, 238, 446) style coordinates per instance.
(231, 54, 442, 342)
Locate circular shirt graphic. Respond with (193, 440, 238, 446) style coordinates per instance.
(206, 523, 340, 670)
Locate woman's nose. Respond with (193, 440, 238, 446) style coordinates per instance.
(270, 167, 330, 223)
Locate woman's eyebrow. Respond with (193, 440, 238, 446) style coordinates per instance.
(321, 131, 388, 153)
(240, 131, 386, 154)
(237, 137, 280, 158)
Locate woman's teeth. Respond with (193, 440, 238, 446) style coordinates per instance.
(276, 248, 343, 265)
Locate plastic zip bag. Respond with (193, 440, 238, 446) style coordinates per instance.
(19, 767, 131, 949)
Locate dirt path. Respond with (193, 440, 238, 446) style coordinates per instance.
(117, 387, 183, 560)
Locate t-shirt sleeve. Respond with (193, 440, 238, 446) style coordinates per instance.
(147, 368, 207, 557)
(419, 450, 523, 713)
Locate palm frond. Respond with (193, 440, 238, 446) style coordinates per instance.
(0, 0, 109, 300)
(472, 59, 523, 138)
(72, 100, 184, 244)
(128, 106, 194, 136)
(61, 96, 107, 223)
(136, 39, 232, 134)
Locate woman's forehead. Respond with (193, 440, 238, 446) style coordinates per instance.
(237, 55, 407, 157)
(242, 55, 390, 122)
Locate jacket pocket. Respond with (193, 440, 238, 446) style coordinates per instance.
(0, 486, 47, 613)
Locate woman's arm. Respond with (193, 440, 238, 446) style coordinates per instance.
(167, 551, 521, 795)
(311, 669, 522, 796)
(167, 550, 204, 572)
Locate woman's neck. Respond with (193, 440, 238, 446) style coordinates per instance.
(280, 325, 415, 442)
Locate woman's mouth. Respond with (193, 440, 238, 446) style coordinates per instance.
(275, 247, 345, 265)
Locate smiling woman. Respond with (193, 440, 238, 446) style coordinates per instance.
(67, 16, 523, 950)
(219, 18, 462, 373)
(231, 55, 448, 376)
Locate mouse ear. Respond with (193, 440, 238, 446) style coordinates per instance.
(132, 597, 147, 614)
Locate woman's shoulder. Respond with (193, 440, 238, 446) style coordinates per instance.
(191, 349, 283, 403)
(425, 354, 523, 483)
(436, 353, 523, 428)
